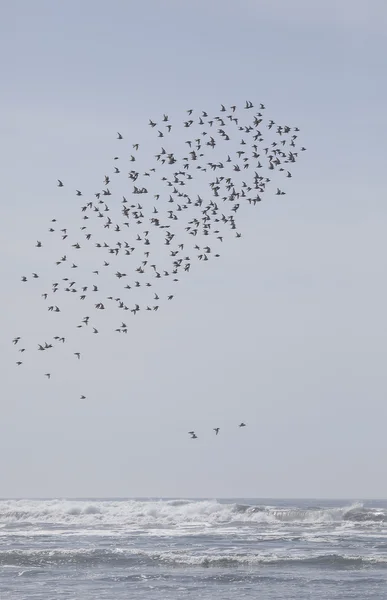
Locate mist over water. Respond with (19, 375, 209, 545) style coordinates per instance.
(1, 498, 387, 599)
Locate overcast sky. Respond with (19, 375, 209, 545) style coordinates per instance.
(1, 0, 387, 499)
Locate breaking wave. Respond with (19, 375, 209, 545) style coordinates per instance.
(0, 499, 386, 531)
(1, 547, 387, 569)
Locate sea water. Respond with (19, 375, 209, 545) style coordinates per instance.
(1, 498, 386, 599)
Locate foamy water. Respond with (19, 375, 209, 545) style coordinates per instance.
(1, 498, 387, 599)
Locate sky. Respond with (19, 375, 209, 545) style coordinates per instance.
(1, 0, 387, 499)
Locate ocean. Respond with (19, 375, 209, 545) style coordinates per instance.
(1, 498, 386, 599)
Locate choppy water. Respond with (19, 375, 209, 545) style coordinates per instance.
(1, 498, 387, 599)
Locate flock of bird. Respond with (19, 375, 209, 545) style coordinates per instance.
(13, 101, 306, 439)
(188, 423, 246, 440)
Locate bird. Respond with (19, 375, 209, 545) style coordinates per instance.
(239, 423, 246, 428)
(117, 132, 123, 139)
(214, 428, 220, 435)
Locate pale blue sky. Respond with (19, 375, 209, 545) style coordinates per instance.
(1, 0, 387, 498)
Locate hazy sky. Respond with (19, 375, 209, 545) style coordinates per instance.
(1, 0, 387, 499)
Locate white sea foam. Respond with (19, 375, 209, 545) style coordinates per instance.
(0, 499, 385, 532)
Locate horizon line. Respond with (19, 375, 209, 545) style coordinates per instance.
(1, 496, 386, 501)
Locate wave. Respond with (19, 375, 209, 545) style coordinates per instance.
(0, 499, 386, 529)
(1, 547, 387, 569)
(342, 506, 387, 523)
